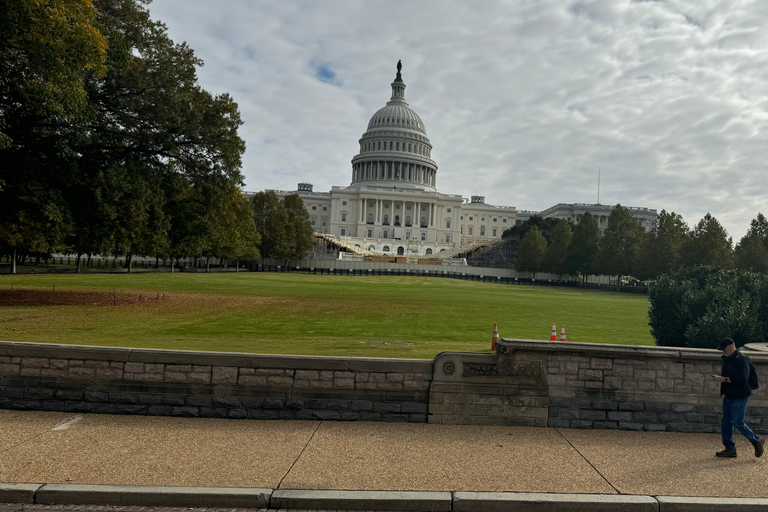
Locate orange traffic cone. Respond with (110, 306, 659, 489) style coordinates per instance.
(559, 324, 566, 341)
(550, 322, 557, 341)
(492, 322, 500, 351)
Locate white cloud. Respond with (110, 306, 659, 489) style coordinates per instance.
(148, 0, 768, 240)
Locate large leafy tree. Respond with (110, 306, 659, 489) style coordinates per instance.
(680, 213, 733, 269)
(0, 0, 107, 273)
(634, 210, 688, 281)
(596, 204, 646, 284)
(542, 219, 573, 278)
(735, 213, 768, 273)
(252, 190, 290, 263)
(515, 226, 547, 278)
(282, 194, 316, 262)
(564, 212, 601, 282)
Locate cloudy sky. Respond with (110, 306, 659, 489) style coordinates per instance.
(148, 0, 768, 240)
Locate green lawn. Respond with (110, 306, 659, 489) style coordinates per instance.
(0, 273, 654, 358)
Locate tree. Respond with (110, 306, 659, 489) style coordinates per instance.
(208, 187, 260, 270)
(515, 226, 547, 278)
(251, 190, 289, 263)
(634, 210, 688, 281)
(680, 213, 734, 269)
(542, 219, 572, 278)
(564, 212, 601, 281)
(596, 204, 646, 284)
(282, 194, 316, 262)
(735, 213, 768, 272)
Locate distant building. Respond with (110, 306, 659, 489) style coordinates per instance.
(515, 203, 657, 231)
(254, 62, 656, 257)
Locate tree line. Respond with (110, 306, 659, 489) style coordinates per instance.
(511, 206, 768, 283)
(0, 0, 314, 273)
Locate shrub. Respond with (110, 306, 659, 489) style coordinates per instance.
(648, 267, 768, 348)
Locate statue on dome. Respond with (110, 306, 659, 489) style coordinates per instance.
(396, 60, 402, 81)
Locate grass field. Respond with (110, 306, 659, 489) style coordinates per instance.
(0, 273, 654, 358)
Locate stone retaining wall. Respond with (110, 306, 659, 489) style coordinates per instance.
(430, 340, 768, 434)
(0, 342, 431, 422)
(4, 339, 768, 433)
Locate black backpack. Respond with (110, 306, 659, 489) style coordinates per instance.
(745, 355, 759, 390)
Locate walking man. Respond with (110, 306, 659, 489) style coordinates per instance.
(714, 337, 764, 458)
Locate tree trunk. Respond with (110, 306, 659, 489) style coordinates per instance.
(206, 256, 210, 272)
(10, 247, 16, 274)
(171, 258, 175, 273)
(155, 255, 159, 269)
(235, 258, 239, 273)
(75, 253, 82, 273)
(35, 253, 41, 266)
(126, 254, 132, 273)
(87, 254, 92, 267)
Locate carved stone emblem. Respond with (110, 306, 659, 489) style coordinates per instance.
(442, 361, 456, 375)
(462, 360, 540, 378)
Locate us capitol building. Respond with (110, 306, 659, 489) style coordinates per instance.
(266, 62, 656, 257)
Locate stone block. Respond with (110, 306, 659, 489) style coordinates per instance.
(163, 372, 187, 383)
(239, 375, 267, 386)
(145, 363, 164, 374)
(645, 423, 667, 431)
(569, 420, 593, 429)
(68, 367, 95, 377)
(84, 391, 107, 402)
(659, 412, 683, 422)
(326, 399, 349, 411)
(212, 396, 241, 408)
(21, 357, 49, 368)
(304, 399, 326, 409)
(0, 364, 20, 375)
(646, 402, 672, 412)
(350, 400, 373, 411)
(124, 362, 144, 373)
(162, 394, 186, 406)
(248, 409, 277, 419)
(580, 410, 606, 421)
(26, 388, 55, 400)
(667, 422, 694, 432)
(578, 369, 603, 381)
(84, 360, 110, 369)
(590, 358, 613, 370)
(339, 412, 362, 421)
(685, 414, 704, 423)
(109, 392, 138, 404)
(95, 369, 123, 379)
(186, 396, 212, 407)
(692, 424, 716, 433)
(229, 408, 248, 419)
(171, 406, 200, 417)
(187, 373, 211, 384)
(165, 364, 192, 373)
(607, 411, 633, 421)
(402, 402, 428, 414)
(94, 403, 119, 414)
(138, 394, 163, 405)
(240, 397, 263, 408)
(360, 412, 382, 421)
(55, 389, 84, 401)
(633, 412, 659, 423)
(333, 378, 355, 389)
(618, 401, 644, 411)
(618, 422, 644, 431)
(409, 413, 428, 423)
(212, 366, 238, 385)
(40, 401, 66, 412)
(199, 407, 228, 418)
(591, 399, 618, 410)
(262, 398, 285, 409)
(383, 413, 411, 422)
(313, 410, 341, 420)
(147, 405, 172, 416)
(116, 404, 147, 415)
(593, 420, 618, 429)
(267, 376, 294, 387)
(373, 402, 401, 413)
(284, 398, 303, 410)
(548, 418, 572, 428)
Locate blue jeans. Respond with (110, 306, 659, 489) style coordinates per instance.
(722, 396, 759, 450)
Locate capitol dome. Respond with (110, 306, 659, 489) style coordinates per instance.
(350, 61, 438, 192)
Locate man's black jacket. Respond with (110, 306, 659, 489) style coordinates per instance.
(721, 349, 751, 399)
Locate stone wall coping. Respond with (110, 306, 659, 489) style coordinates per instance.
(496, 338, 768, 363)
(0, 341, 433, 373)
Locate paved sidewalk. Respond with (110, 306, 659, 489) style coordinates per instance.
(1, 410, 767, 506)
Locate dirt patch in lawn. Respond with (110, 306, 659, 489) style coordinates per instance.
(0, 289, 174, 307)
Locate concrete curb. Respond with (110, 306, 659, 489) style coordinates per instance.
(656, 496, 768, 512)
(271, 489, 452, 511)
(0, 484, 42, 504)
(4, 484, 768, 511)
(453, 492, 659, 512)
(35, 484, 271, 508)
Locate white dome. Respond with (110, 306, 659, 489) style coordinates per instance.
(350, 61, 438, 192)
(367, 103, 427, 135)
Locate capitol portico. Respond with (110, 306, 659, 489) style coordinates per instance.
(266, 62, 655, 258)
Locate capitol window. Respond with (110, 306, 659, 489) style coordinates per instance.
(378, 141, 381, 150)
(468, 227, 473, 235)
(426, 248, 433, 255)
(447, 208, 451, 213)
(469, 216, 473, 220)
(445, 235, 451, 242)
(493, 228, 497, 237)
(368, 229, 372, 237)
(390, 141, 393, 150)
(396, 142, 399, 150)
(342, 201, 347, 205)
(446, 219, 451, 228)
(312, 206, 316, 210)
(383, 245, 390, 251)
(341, 229, 346, 236)
(480, 226, 485, 236)
(341, 213, 347, 221)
